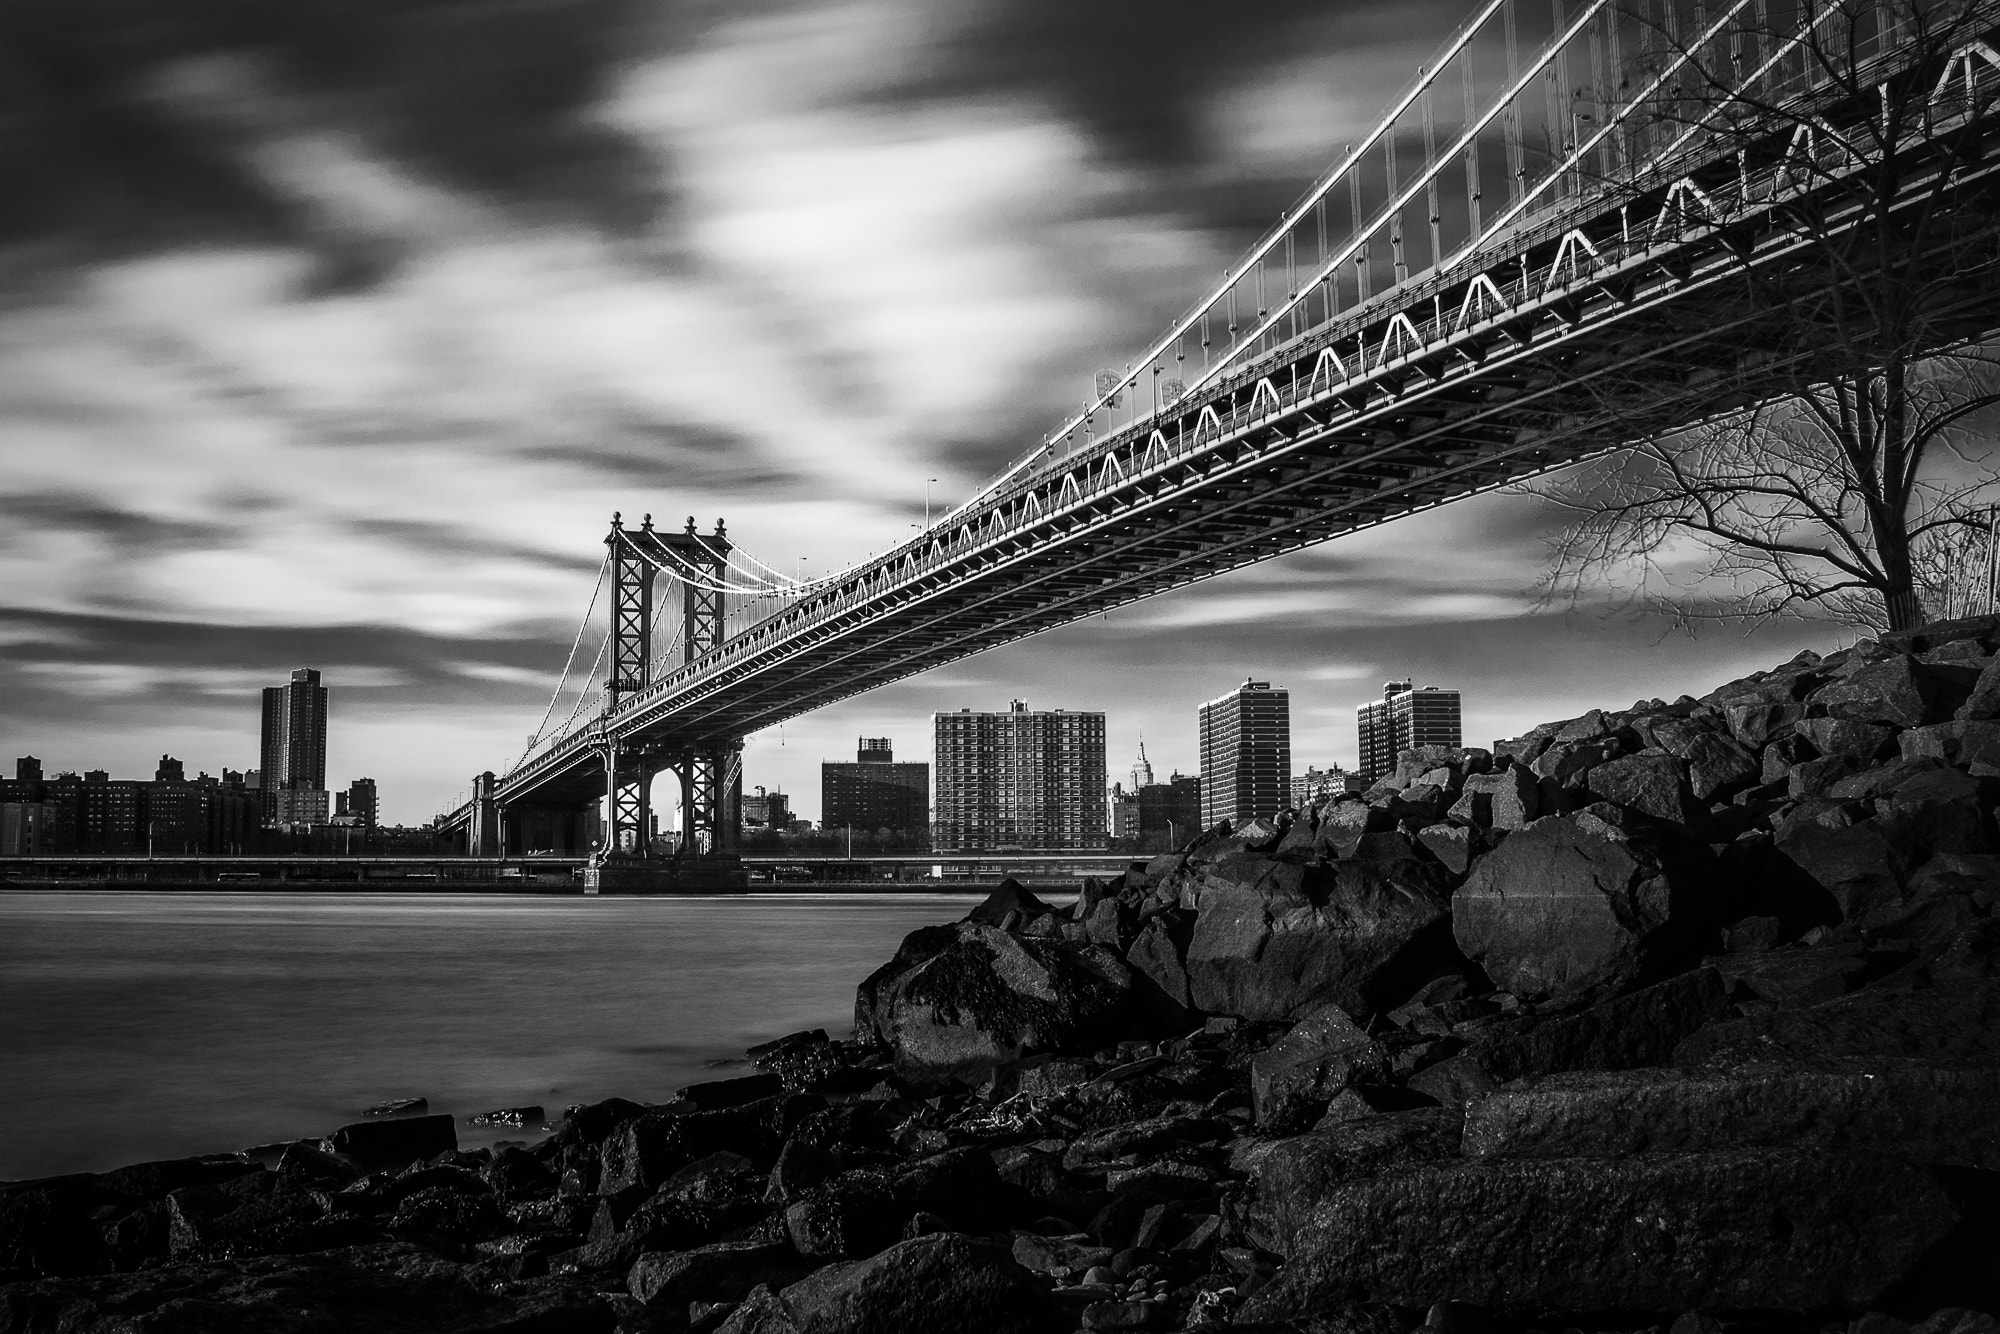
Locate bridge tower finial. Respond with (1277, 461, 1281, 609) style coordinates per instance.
(611, 511, 623, 530)
(642, 513, 653, 531)
(685, 516, 696, 534)
(716, 518, 727, 538)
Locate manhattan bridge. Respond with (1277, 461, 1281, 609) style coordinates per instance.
(443, 0, 2000, 887)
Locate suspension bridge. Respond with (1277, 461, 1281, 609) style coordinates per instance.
(442, 0, 2000, 888)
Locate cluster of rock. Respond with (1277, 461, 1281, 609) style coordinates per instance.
(6, 616, 2000, 1333)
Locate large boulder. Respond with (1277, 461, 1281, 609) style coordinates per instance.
(1674, 976, 2000, 1070)
(762, 1233, 1056, 1334)
(1240, 1108, 1465, 1255)
(1249, 1149, 1956, 1313)
(1460, 1060, 2000, 1168)
(1452, 810, 1705, 998)
(857, 922, 1138, 1084)
(1183, 854, 1453, 1020)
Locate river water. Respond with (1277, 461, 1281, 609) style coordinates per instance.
(0, 891, 981, 1182)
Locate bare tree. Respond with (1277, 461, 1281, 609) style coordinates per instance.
(1534, 0, 2000, 633)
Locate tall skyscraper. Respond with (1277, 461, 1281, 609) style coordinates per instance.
(261, 667, 328, 823)
(1199, 679, 1291, 827)
(1129, 740, 1155, 791)
(1356, 680, 1464, 783)
(933, 701, 1107, 851)
(822, 738, 930, 842)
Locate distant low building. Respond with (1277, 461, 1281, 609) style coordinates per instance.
(0, 754, 261, 853)
(1136, 772, 1202, 853)
(822, 738, 930, 844)
(1292, 764, 1362, 806)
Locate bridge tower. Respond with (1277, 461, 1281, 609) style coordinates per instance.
(600, 514, 740, 868)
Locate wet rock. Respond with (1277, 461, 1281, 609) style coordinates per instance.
(1459, 1060, 2000, 1167)
(770, 1232, 1057, 1334)
(1185, 855, 1453, 1020)
(466, 1105, 543, 1129)
(361, 1098, 429, 1119)
(1452, 811, 1700, 998)
(483, 1146, 558, 1203)
(785, 1172, 901, 1261)
(1124, 916, 1193, 1030)
(678, 1075, 785, 1112)
(859, 922, 1139, 1085)
(1011, 1231, 1112, 1278)
(322, 1115, 457, 1172)
(1249, 1003, 1388, 1134)
(1416, 822, 1478, 875)
(1258, 1149, 1955, 1310)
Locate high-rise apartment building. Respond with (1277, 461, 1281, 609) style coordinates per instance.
(346, 778, 379, 828)
(821, 738, 930, 842)
(1356, 680, 1464, 783)
(1198, 680, 1291, 827)
(261, 667, 328, 822)
(934, 701, 1107, 851)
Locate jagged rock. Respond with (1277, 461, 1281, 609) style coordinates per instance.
(857, 922, 1138, 1084)
(1798, 718, 1897, 760)
(1712, 944, 1870, 1006)
(629, 1240, 809, 1317)
(1315, 801, 1392, 859)
(362, 1098, 429, 1119)
(1249, 1003, 1388, 1134)
(0, 1242, 614, 1331)
(1446, 766, 1538, 830)
(1239, 1108, 1465, 1255)
(1811, 656, 1951, 728)
(1416, 822, 1477, 874)
(784, 1172, 900, 1260)
(1862, 853, 2000, 954)
(1255, 1149, 1955, 1310)
(0, 1157, 261, 1278)
(322, 1115, 457, 1171)
(1674, 976, 2000, 1069)
(1776, 819, 1909, 925)
(1407, 968, 1731, 1103)
(1958, 654, 2000, 719)
(766, 1233, 1057, 1334)
(965, 879, 1054, 927)
(165, 1173, 377, 1259)
(1452, 811, 1700, 998)
(1459, 1060, 2000, 1168)
(1183, 854, 1453, 1020)
(677, 1075, 784, 1112)
(1726, 701, 1806, 749)
(1585, 751, 1703, 826)
(1124, 917, 1193, 1029)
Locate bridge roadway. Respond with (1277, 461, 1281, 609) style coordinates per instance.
(450, 3, 2000, 862)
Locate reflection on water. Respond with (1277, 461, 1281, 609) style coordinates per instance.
(0, 892, 975, 1180)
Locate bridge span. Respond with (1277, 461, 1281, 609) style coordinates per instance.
(445, 0, 2000, 887)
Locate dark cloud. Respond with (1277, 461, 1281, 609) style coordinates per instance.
(0, 492, 240, 555)
(0, 0, 671, 271)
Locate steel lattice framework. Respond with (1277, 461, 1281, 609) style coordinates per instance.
(447, 0, 2000, 863)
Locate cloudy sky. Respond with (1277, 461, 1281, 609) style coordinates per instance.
(0, 0, 1845, 825)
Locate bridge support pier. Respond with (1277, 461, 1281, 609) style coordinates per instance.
(468, 771, 500, 858)
(673, 742, 742, 858)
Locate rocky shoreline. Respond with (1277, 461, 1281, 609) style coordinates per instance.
(6, 615, 2000, 1333)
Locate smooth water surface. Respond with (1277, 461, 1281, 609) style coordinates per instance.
(0, 891, 975, 1180)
